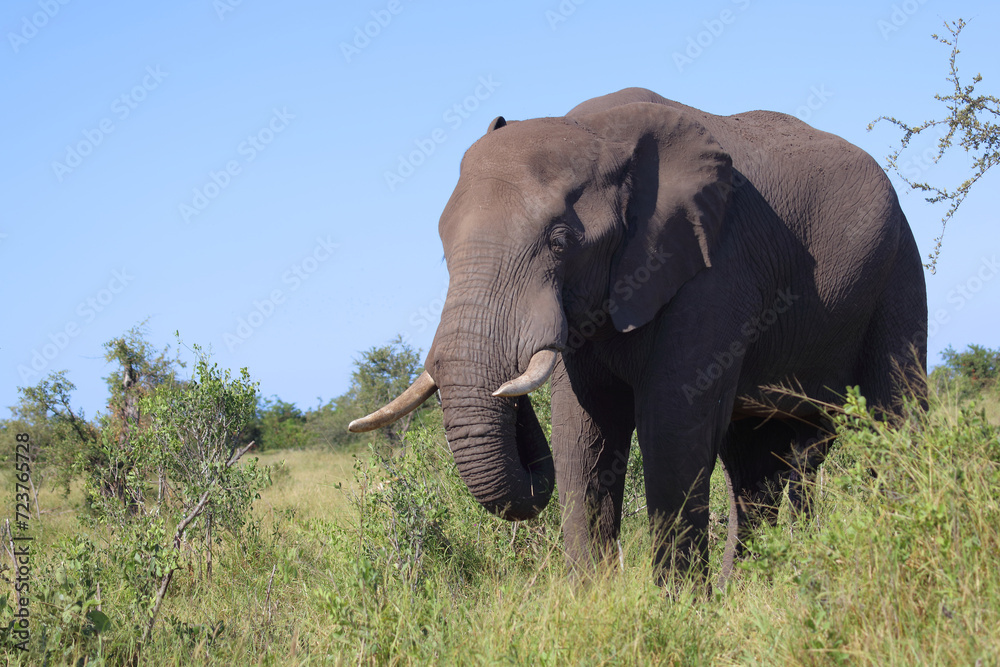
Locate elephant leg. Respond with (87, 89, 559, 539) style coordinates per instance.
(551, 354, 635, 575)
(784, 421, 831, 519)
(634, 389, 732, 580)
(636, 423, 717, 580)
(855, 236, 928, 417)
(719, 418, 796, 552)
(719, 417, 830, 552)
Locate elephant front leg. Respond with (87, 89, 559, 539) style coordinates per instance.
(550, 357, 635, 576)
(640, 439, 715, 581)
(636, 395, 730, 581)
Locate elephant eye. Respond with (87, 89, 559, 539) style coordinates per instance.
(548, 227, 573, 253)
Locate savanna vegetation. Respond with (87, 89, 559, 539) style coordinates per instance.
(1, 321, 998, 664)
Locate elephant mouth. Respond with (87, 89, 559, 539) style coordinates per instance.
(347, 346, 559, 522)
(348, 347, 560, 432)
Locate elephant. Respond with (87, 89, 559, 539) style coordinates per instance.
(350, 87, 927, 580)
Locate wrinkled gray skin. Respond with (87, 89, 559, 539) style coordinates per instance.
(409, 88, 926, 578)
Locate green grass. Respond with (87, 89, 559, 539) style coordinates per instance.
(255, 447, 359, 521)
(3, 388, 999, 665)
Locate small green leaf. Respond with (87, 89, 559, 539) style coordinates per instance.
(87, 609, 112, 633)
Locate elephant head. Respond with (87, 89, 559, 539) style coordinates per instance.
(350, 102, 733, 521)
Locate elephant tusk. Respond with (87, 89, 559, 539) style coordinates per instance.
(348, 370, 438, 432)
(492, 349, 559, 397)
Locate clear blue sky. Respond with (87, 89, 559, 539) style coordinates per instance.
(3, 0, 998, 419)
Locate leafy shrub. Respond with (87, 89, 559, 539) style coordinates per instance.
(739, 386, 1000, 663)
(350, 419, 561, 585)
(932, 344, 1000, 400)
(314, 388, 565, 660)
(0, 537, 110, 664)
(240, 396, 310, 452)
(81, 348, 270, 644)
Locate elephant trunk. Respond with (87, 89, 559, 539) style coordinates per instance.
(377, 260, 562, 521)
(438, 378, 554, 521)
(428, 281, 558, 520)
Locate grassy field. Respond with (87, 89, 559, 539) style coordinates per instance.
(3, 387, 999, 665)
(255, 447, 359, 522)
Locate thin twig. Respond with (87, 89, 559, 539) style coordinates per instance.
(868, 18, 999, 271)
(265, 564, 277, 625)
(27, 472, 41, 521)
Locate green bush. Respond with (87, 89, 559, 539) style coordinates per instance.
(310, 390, 565, 661)
(0, 536, 112, 664)
(932, 344, 1000, 400)
(738, 387, 1000, 663)
(241, 396, 309, 452)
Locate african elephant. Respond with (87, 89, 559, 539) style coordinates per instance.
(351, 87, 927, 579)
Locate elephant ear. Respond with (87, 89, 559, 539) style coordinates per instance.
(576, 103, 733, 332)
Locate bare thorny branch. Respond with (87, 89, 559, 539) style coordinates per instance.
(868, 18, 999, 272)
